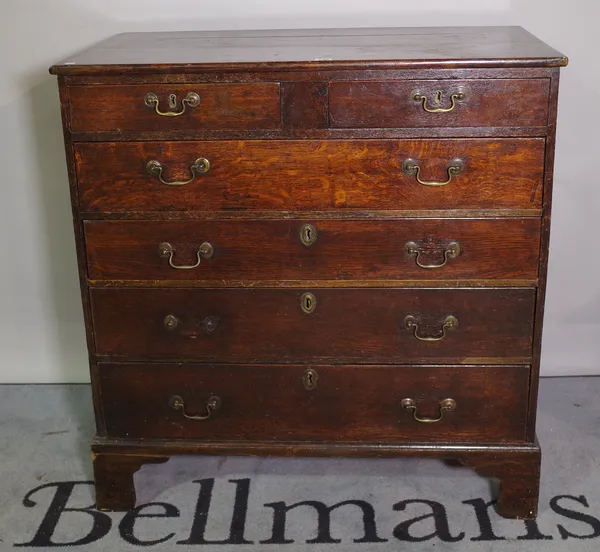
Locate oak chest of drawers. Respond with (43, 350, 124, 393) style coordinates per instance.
(50, 26, 567, 519)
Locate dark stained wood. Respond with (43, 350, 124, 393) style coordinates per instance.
(330, 79, 550, 128)
(93, 453, 168, 511)
(63, 66, 556, 86)
(68, 83, 281, 132)
(466, 446, 541, 519)
(527, 68, 561, 440)
(80, 208, 543, 221)
(98, 362, 530, 443)
(51, 27, 567, 520)
(92, 436, 541, 519)
(70, 126, 549, 143)
(49, 27, 567, 76)
(56, 77, 107, 435)
(281, 81, 329, 130)
(85, 218, 541, 281)
(90, 287, 536, 361)
(74, 139, 545, 212)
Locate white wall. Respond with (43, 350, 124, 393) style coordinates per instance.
(0, 0, 598, 383)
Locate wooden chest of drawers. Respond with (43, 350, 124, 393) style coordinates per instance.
(50, 26, 567, 519)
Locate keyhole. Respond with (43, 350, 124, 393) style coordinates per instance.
(300, 292, 317, 314)
(300, 223, 318, 246)
(169, 94, 177, 109)
(302, 368, 318, 390)
(433, 90, 443, 106)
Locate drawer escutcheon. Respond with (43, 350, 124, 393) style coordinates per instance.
(300, 224, 318, 247)
(302, 368, 319, 390)
(300, 292, 317, 314)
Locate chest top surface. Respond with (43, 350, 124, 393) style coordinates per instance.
(50, 26, 567, 75)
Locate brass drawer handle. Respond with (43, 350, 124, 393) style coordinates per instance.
(404, 315, 458, 342)
(158, 241, 213, 269)
(146, 157, 210, 186)
(401, 398, 456, 423)
(412, 90, 465, 113)
(402, 158, 464, 187)
(405, 241, 461, 269)
(170, 394, 221, 421)
(144, 92, 200, 116)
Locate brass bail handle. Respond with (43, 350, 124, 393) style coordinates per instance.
(146, 157, 210, 186)
(405, 241, 461, 269)
(170, 394, 221, 421)
(401, 398, 457, 423)
(404, 315, 458, 342)
(413, 90, 466, 113)
(158, 241, 214, 270)
(144, 91, 200, 116)
(402, 158, 464, 187)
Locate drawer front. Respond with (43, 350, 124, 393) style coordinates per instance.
(98, 363, 530, 443)
(75, 139, 545, 212)
(91, 288, 535, 362)
(85, 218, 541, 282)
(329, 79, 550, 128)
(68, 83, 281, 132)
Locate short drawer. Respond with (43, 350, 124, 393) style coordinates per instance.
(329, 79, 550, 128)
(68, 83, 281, 132)
(98, 362, 530, 443)
(85, 218, 541, 282)
(90, 288, 535, 362)
(75, 138, 545, 212)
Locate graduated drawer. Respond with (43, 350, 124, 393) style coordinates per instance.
(85, 218, 541, 282)
(98, 362, 530, 443)
(74, 138, 545, 212)
(329, 79, 550, 128)
(68, 83, 281, 132)
(90, 288, 535, 362)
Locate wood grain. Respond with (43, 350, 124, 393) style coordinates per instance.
(330, 79, 550, 128)
(74, 138, 545, 212)
(98, 362, 530, 443)
(68, 83, 281, 132)
(49, 27, 567, 76)
(85, 218, 541, 281)
(90, 287, 536, 361)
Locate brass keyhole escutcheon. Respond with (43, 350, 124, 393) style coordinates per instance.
(302, 368, 318, 390)
(300, 292, 317, 314)
(300, 223, 318, 246)
(433, 90, 443, 105)
(169, 93, 177, 109)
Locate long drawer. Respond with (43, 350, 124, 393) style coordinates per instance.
(98, 362, 530, 443)
(90, 288, 535, 362)
(74, 139, 545, 212)
(85, 218, 541, 282)
(329, 79, 550, 128)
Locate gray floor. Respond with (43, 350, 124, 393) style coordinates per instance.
(1, 377, 599, 551)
